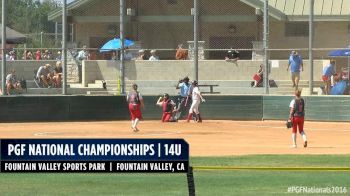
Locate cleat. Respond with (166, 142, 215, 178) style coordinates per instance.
(132, 126, 139, 132)
(303, 141, 307, 148)
(291, 144, 297, 148)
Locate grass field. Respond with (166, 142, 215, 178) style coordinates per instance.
(1, 155, 350, 196)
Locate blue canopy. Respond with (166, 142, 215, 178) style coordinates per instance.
(328, 49, 350, 57)
(100, 38, 134, 52)
(328, 48, 350, 81)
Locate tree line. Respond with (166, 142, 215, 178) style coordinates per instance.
(1, 0, 61, 48)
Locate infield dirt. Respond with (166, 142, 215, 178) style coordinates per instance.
(1, 120, 350, 156)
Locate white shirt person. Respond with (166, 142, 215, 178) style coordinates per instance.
(149, 50, 159, 61)
(187, 81, 205, 123)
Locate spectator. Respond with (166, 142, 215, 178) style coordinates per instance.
(4, 53, 9, 60)
(149, 50, 159, 61)
(252, 64, 264, 87)
(225, 47, 240, 62)
(56, 51, 62, 61)
(22, 50, 28, 60)
(23, 50, 31, 60)
(7, 51, 16, 60)
(333, 74, 341, 86)
(175, 44, 188, 60)
(77, 45, 90, 83)
(77, 45, 90, 61)
(26, 51, 33, 60)
(22, 50, 33, 60)
(322, 59, 336, 95)
(42, 50, 52, 60)
(287, 51, 303, 89)
(6, 69, 21, 95)
(111, 51, 118, 60)
(124, 47, 133, 60)
(136, 49, 147, 60)
(35, 50, 41, 61)
(36, 64, 52, 88)
(52, 61, 63, 88)
(48, 51, 53, 60)
(330, 75, 347, 95)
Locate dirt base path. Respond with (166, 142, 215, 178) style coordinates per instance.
(1, 120, 350, 156)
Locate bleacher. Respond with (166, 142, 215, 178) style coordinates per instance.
(0, 77, 323, 96)
(84, 80, 323, 95)
(0, 80, 107, 95)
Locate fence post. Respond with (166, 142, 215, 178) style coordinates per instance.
(193, 0, 199, 81)
(55, 22, 58, 47)
(187, 166, 196, 196)
(62, 0, 67, 95)
(309, 0, 314, 95)
(263, 0, 269, 94)
(40, 31, 43, 49)
(1, 0, 6, 96)
(120, 0, 125, 95)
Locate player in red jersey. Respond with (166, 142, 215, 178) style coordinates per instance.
(156, 93, 177, 122)
(289, 89, 307, 148)
(126, 84, 144, 132)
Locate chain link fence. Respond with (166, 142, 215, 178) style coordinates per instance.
(1, 0, 350, 95)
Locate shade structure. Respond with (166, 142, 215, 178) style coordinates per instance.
(100, 38, 134, 52)
(0, 25, 26, 44)
(328, 49, 350, 57)
(328, 48, 350, 81)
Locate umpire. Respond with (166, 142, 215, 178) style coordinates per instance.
(176, 77, 192, 119)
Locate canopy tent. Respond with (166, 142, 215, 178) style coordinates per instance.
(0, 25, 26, 44)
(328, 48, 350, 80)
(328, 49, 350, 57)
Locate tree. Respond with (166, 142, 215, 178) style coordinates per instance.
(1, 0, 61, 48)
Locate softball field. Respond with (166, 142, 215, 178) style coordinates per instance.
(1, 120, 350, 195)
(1, 120, 350, 155)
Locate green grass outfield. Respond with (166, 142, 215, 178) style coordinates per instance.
(1, 155, 350, 196)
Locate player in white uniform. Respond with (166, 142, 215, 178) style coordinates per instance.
(186, 81, 205, 123)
